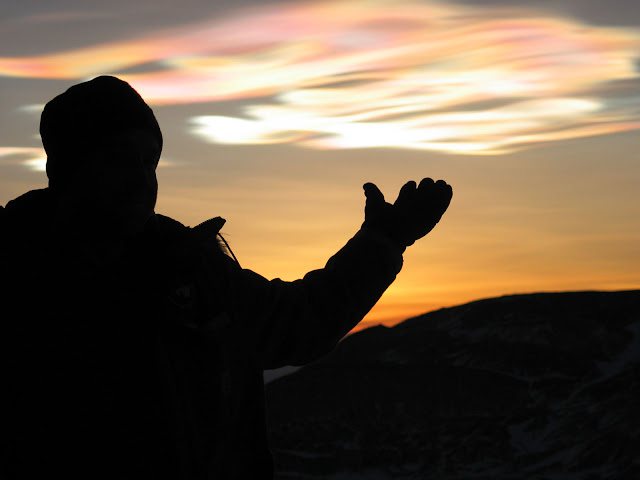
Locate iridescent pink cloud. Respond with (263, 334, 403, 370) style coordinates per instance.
(1, 0, 639, 154)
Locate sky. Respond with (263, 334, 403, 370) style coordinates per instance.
(1, 0, 639, 331)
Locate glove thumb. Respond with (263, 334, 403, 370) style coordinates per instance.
(363, 182, 385, 209)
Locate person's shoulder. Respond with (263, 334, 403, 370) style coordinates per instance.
(149, 214, 192, 250)
(2, 188, 53, 231)
(155, 213, 187, 232)
(152, 213, 222, 250)
(1, 189, 53, 257)
(4, 188, 52, 214)
(151, 213, 237, 264)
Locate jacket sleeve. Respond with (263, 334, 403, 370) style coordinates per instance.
(219, 228, 404, 369)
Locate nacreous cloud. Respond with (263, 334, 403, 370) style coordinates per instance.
(0, 147, 47, 171)
(2, 0, 640, 154)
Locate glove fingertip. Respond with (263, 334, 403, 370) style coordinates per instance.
(363, 182, 384, 200)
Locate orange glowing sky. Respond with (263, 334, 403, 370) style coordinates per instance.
(1, 0, 639, 331)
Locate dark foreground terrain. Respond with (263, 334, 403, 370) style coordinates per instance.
(266, 290, 640, 479)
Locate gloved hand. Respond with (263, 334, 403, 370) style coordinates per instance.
(362, 178, 453, 249)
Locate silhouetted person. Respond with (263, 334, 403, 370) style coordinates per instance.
(0, 76, 452, 479)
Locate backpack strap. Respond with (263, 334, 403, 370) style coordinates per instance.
(192, 216, 226, 242)
(192, 216, 241, 267)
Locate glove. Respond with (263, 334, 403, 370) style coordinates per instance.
(362, 178, 452, 248)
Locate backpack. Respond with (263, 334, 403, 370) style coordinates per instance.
(150, 215, 241, 479)
(1, 188, 254, 478)
(0, 204, 240, 479)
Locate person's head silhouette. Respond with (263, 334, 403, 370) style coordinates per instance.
(40, 76, 163, 236)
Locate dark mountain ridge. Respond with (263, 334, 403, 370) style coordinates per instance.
(266, 290, 640, 479)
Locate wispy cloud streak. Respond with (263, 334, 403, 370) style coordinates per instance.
(1, 0, 639, 154)
(0, 147, 47, 171)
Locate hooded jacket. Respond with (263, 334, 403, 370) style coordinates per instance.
(0, 188, 403, 479)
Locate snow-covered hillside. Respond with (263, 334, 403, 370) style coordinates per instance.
(266, 290, 640, 479)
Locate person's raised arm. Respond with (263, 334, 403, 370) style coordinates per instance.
(223, 178, 452, 369)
